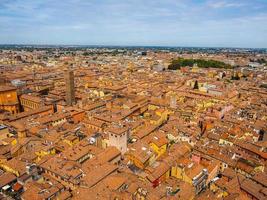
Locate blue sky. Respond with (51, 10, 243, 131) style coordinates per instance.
(0, 0, 267, 47)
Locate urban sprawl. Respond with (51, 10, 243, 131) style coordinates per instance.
(0, 46, 266, 200)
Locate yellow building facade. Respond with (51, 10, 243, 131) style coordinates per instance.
(0, 86, 20, 114)
(149, 141, 167, 158)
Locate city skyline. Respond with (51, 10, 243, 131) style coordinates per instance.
(1, 0, 267, 48)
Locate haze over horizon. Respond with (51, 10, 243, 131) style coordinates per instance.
(1, 0, 267, 48)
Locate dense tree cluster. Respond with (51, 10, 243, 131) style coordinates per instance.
(249, 58, 267, 66)
(168, 58, 232, 70)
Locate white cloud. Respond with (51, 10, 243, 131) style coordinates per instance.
(207, 0, 246, 9)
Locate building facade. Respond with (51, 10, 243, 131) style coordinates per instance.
(0, 86, 19, 114)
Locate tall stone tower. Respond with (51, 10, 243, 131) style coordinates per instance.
(65, 70, 75, 106)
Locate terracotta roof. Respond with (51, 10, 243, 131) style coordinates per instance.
(0, 172, 16, 187)
(82, 163, 118, 188)
(0, 85, 16, 92)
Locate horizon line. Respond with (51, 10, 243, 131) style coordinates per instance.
(0, 44, 266, 50)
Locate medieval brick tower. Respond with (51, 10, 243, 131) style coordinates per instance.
(65, 70, 75, 106)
